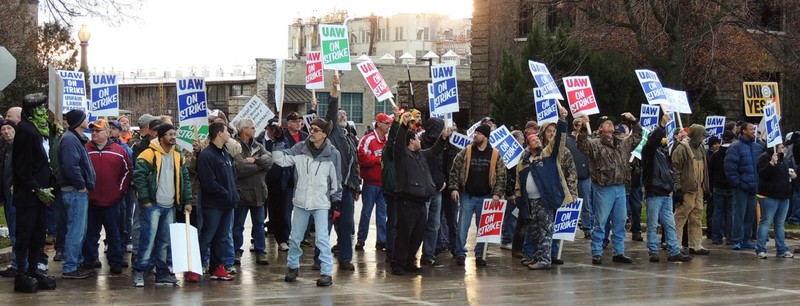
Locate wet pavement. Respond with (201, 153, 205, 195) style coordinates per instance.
(2, 212, 800, 305)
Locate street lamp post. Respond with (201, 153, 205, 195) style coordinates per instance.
(421, 51, 439, 78)
(399, 52, 415, 106)
(78, 24, 91, 95)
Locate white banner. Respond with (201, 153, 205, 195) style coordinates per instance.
(231, 96, 276, 133)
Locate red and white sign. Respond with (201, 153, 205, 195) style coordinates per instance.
(305, 51, 324, 90)
(563, 76, 600, 117)
(356, 60, 393, 102)
(476, 199, 507, 243)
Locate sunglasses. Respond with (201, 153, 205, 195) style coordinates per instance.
(310, 127, 324, 134)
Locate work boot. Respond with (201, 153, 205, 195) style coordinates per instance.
(355, 240, 365, 251)
(14, 274, 38, 293)
(30, 270, 57, 290)
(631, 232, 644, 242)
(316, 275, 332, 286)
(284, 268, 299, 282)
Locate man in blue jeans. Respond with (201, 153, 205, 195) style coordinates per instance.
(640, 114, 692, 263)
(356, 113, 391, 251)
(724, 122, 764, 250)
(420, 117, 449, 268)
(58, 109, 97, 279)
(132, 123, 192, 286)
(576, 112, 641, 265)
(448, 124, 507, 267)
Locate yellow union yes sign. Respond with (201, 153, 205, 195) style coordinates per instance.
(743, 82, 780, 116)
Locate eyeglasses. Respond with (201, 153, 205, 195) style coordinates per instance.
(379, 121, 390, 125)
(91, 129, 106, 134)
(310, 127, 324, 134)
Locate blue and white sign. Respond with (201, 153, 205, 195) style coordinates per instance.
(534, 88, 559, 125)
(89, 73, 119, 117)
(528, 61, 564, 100)
(635, 69, 669, 106)
(640, 104, 660, 131)
(765, 103, 782, 148)
(449, 132, 472, 149)
(177, 77, 208, 127)
(430, 64, 459, 114)
(705, 116, 725, 140)
(552, 198, 583, 241)
(58, 70, 86, 113)
(666, 112, 677, 149)
(489, 125, 524, 169)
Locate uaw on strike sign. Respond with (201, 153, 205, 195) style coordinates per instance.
(320, 24, 351, 71)
(177, 77, 208, 127)
(476, 199, 507, 244)
(305, 51, 324, 89)
(562, 76, 599, 117)
(357, 60, 393, 102)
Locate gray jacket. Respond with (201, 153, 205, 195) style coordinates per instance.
(272, 139, 343, 210)
(231, 135, 273, 206)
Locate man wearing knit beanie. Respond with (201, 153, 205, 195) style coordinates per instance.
(58, 108, 97, 280)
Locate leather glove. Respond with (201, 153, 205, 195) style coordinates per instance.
(673, 189, 684, 205)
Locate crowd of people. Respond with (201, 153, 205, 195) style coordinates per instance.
(2, 75, 800, 293)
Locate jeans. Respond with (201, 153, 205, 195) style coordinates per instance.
(62, 190, 89, 273)
(131, 197, 141, 255)
(732, 188, 757, 244)
(134, 204, 173, 277)
(200, 207, 234, 269)
(234, 205, 266, 255)
(83, 204, 124, 267)
(422, 192, 442, 261)
(712, 188, 734, 242)
(628, 184, 643, 233)
(645, 196, 681, 256)
(438, 190, 458, 252)
(357, 183, 387, 244)
(288, 206, 333, 276)
(456, 193, 486, 258)
(756, 197, 790, 254)
(121, 189, 136, 246)
(591, 184, 627, 257)
(54, 190, 66, 253)
(331, 188, 355, 262)
(501, 196, 517, 244)
(578, 178, 593, 231)
(787, 184, 800, 223)
(4, 195, 16, 269)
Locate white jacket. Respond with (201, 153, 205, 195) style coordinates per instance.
(272, 139, 342, 210)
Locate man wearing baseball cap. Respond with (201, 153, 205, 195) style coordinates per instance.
(356, 113, 392, 251)
(576, 112, 642, 265)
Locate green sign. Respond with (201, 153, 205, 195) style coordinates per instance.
(320, 24, 351, 71)
(176, 124, 209, 152)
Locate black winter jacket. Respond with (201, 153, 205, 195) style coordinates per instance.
(197, 143, 240, 209)
(394, 122, 444, 203)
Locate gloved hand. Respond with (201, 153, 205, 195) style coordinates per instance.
(330, 200, 342, 222)
(36, 187, 55, 205)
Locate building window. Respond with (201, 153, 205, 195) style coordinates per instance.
(416, 50, 426, 61)
(416, 29, 423, 40)
(230, 84, 251, 96)
(750, 0, 783, 32)
(374, 96, 394, 119)
(207, 85, 226, 103)
(309, 92, 330, 117)
(341, 93, 363, 123)
(395, 50, 403, 64)
(424, 27, 430, 41)
(518, 2, 534, 37)
(395, 26, 404, 40)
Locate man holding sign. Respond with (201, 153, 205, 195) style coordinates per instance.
(576, 111, 642, 265)
(449, 124, 507, 267)
(513, 102, 571, 270)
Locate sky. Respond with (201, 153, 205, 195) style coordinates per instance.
(69, 0, 473, 73)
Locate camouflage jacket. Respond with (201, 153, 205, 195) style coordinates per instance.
(576, 122, 642, 187)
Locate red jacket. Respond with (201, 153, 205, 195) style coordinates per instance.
(86, 141, 132, 206)
(358, 131, 387, 186)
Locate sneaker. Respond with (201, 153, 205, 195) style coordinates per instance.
(234, 254, 242, 265)
(279, 242, 289, 252)
(521, 257, 535, 266)
(316, 275, 333, 286)
(53, 251, 64, 262)
(63, 268, 94, 279)
(552, 258, 565, 265)
(110, 266, 123, 274)
(185, 272, 200, 283)
(0, 266, 17, 278)
(732, 243, 742, 250)
(155, 273, 179, 286)
(225, 266, 237, 275)
(355, 240, 365, 251)
(612, 254, 633, 264)
(667, 253, 692, 262)
(256, 254, 270, 265)
(689, 248, 710, 255)
(649, 253, 660, 262)
(500, 243, 512, 250)
(592, 256, 602, 265)
(757, 252, 768, 259)
(83, 260, 102, 269)
(210, 265, 235, 281)
(778, 251, 794, 258)
(425, 258, 445, 268)
(631, 232, 644, 242)
(312, 261, 321, 270)
(132, 271, 145, 287)
(456, 256, 466, 266)
(741, 242, 757, 249)
(284, 268, 299, 282)
(475, 258, 487, 267)
(339, 261, 355, 271)
(527, 262, 551, 270)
